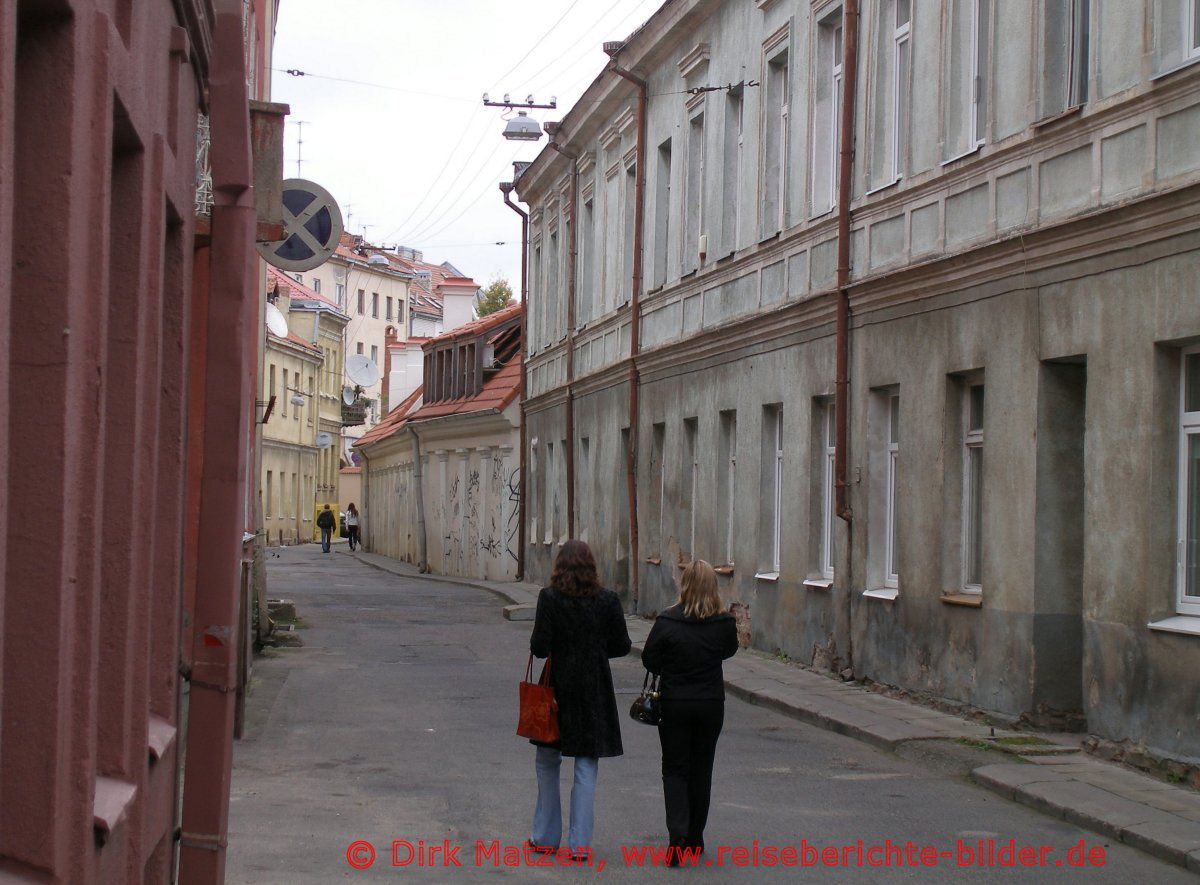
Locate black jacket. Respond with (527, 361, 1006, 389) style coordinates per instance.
(530, 586, 632, 758)
(641, 604, 738, 701)
(316, 509, 335, 529)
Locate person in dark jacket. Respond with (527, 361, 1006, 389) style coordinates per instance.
(528, 539, 632, 858)
(641, 560, 739, 862)
(316, 504, 335, 553)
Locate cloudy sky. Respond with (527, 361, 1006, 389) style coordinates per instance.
(271, 0, 666, 289)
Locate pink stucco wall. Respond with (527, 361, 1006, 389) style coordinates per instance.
(0, 1, 262, 881)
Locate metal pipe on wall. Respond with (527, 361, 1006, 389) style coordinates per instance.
(608, 57, 647, 612)
(501, 183, 529, 580)
(545, 125, 579, 541)
(409, 424, 428, 572)
(834, 0, 861, 673)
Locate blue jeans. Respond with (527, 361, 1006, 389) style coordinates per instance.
(320, 527, 331, 552)
(531, 746, 598, 853)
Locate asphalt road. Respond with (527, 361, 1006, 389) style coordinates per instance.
(226, 545, 1192, 883)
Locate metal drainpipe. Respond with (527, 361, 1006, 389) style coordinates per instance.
(359, 447, 370, 550)
(501, 182, 529, 580)
(608, 55, 647, 612)
(409, 423, 429, 572)
(834, 0, 861, 670)
(545, 124, 579, 541)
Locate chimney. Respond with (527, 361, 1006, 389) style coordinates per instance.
(439, 277, 480, 333)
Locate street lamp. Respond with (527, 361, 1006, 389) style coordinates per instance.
(502, 111, 543, 142)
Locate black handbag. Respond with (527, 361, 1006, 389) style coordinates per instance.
(629, 670, 661, 726)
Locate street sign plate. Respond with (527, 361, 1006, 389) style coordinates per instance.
(257, 178, 343, 272)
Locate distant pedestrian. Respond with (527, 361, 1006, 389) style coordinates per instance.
(528, 539, 632, 859)
(316, 504, 335, 553)
(641, 560, 739, 865)
(346, 503, 360, 551)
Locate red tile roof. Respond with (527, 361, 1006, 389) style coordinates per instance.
(353, 385, 424, 448)
(422, 303, 521, 349)
(355, 305, 524, 449)
(267, 265, 345, 313)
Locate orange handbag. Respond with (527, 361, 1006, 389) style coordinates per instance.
(517, 654, 560, 743)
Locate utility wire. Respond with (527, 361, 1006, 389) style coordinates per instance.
(511, 0, 642, 95)
(403, 139, 520, 244)
(409, 148, 525, 246)
(486, 0, 586, 92)
(274, 68, 475, 102)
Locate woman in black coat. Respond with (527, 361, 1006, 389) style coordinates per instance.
(641, 560, 739, 863)
(528, 539, 632, 857)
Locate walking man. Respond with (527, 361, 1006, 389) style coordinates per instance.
(317, 504, 335, 554)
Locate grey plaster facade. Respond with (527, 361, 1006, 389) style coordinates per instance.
(515, 0, 1200, 761)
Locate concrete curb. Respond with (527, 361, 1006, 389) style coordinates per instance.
(345, 548, 1200, 871)
(341, 549, 538, 608)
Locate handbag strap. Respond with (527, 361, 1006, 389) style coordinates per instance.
(539, 655, 552, 685)
(643, 670, 658, 693)
(525, 653, 534, 682)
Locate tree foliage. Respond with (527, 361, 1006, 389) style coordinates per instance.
(476, 277, 514, 317)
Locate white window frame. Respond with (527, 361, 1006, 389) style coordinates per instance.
(725, 414, 738, 566)
(335, 282, 346, 308)
(830, 22, 844, 210)
(265, 470, 272, 518)
(891, 0, 911, 182)
(773, 408, 784, 574)
(1067, 0, 1091, 107)
(822, 401, 836, 579)
(962, 381, 985, 593)
(544, 441, 555, 545)
(970, 0, 990, 148)
(1190, 0, 1200, 60)
(1176, 347, 1200, 615)
(885, 392, 900, 587)
(687, 418, 699, 557)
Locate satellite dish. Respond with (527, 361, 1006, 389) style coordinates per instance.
(345, 354, 380, 387)
(316, 432, 334, 449)
(265, 302, 289, 338)
(342, 385, 358, 406)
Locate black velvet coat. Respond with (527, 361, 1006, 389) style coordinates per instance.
(529, 586, 632, 758)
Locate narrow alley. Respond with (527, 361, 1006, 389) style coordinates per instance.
(226, 547, 1190, 883)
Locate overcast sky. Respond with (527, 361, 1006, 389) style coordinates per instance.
(271, 0, 665, 290)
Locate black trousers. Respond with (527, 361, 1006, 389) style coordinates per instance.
(657, 699, 724, 850)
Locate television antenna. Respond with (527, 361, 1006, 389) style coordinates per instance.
(345, 354, 380, 388)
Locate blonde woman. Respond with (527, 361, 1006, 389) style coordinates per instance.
(641, 560, 739, 863)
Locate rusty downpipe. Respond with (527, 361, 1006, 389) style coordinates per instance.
(834, 0, 859, 526)
(835, 0, 861, 672)
(544, 122, 578, 540)
(501, 181, 529, 580)
(607, 48, 647, 612)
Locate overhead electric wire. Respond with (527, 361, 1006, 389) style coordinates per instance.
(392, 131, 512, 244)
(376, 107, 491, 244)
(511, 0, 645, 96)
(408, 148, 526, 247)
(273, 67, 475, 102)
(402, 140, 524, 244)
(486, 0, 587, 92)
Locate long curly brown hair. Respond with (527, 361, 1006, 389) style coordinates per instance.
(550, 539, 601, 597)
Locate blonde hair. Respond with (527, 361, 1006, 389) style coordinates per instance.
(679, 560, 722, 619)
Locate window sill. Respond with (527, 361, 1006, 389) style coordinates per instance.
(714, 564, 734, 577)
(865, 177, 901, 197)
(1151, 54, 1200, 82)
(1033, 105, 1083, 131)
(757, 231, 781, 246)
(862, 587, 899, 602)
(676, 559, 693, 570)
(803, 578, 833, 591)
(94, 777, 137, 846)
(1148, 615, 1200, 636)
(755, 571, 780, 583)
(645, 556, 662, 565)
(941, 593, 982, 608)
(941, 143, 982, 167)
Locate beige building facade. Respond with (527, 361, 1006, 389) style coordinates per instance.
(262, 268, 349, 543)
